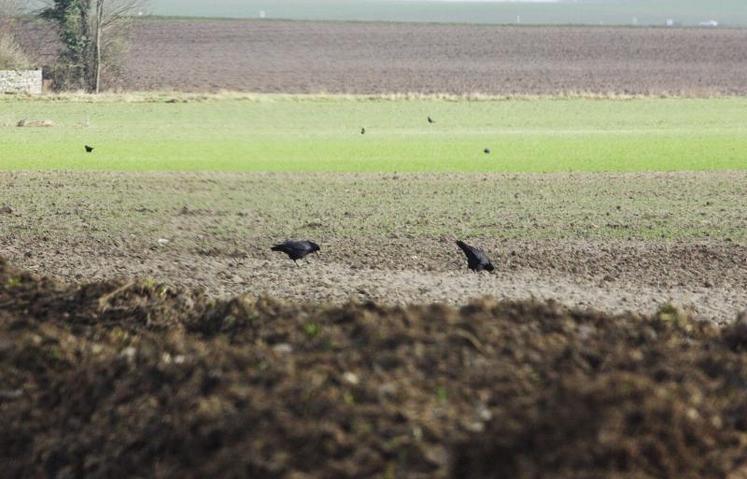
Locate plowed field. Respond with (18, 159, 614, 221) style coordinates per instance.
(2, 171, 745, 322)
(15, 19, 747, 95)
(120, 21, 747, 95)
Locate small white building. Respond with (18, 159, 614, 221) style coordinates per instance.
(699, 20, 719, 27)
(0, 70, 42, 94)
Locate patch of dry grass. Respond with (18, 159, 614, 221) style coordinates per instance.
(0, 90, 736, 104)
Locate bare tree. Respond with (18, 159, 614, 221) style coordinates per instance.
(91, 0, 145, 92)
(40, 0, 145, 92)
(0, 0, 29, 69)
(0, 0, 22, 17)
(0, 0, 16, 38)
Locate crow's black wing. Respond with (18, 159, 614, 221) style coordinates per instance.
(272, 240, 314, 259)
(272, 240, 295, 253)
(292, 241, 315, 253)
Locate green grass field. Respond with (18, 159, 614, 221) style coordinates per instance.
(2, 95, 746, 173)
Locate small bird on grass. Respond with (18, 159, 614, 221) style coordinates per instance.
(483, 148, 491, 155)
(271, 240, 321, 266)
(456, 240, 495, 272)
(361, 127, 366, 135)
(427, 116, 435, 124)
(85, 145, 94, 153)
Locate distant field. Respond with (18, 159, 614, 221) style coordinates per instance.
(2, 96, 746, 173)
(18, 20, 747, 95)
(148, 0, 747, 27)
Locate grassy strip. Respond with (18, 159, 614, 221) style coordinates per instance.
(1, 171, 744, 241)
(1, 96, 745, 172)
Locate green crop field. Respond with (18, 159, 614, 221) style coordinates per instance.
(2, 95, 746, 173)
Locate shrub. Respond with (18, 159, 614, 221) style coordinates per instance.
(0, 33, 29, 69)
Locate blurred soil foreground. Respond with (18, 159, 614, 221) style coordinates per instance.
(1, 257, 747, 477)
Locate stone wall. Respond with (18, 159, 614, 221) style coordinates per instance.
(0, 70, 43, 94)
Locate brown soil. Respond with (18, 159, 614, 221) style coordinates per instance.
(6, 238, 747, 323)
(15, 19, 747, 95)
(2, 171, 745, 323)
(1, 257, 747, 478)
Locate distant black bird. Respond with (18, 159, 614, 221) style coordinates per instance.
(456, 240, 495, 272)
(271, 240, 320, 266)
(483, 148, 491, 154)
(427, 116, 435, 124)
(361, 127, 366, 135)
(85, 145, 94, 153)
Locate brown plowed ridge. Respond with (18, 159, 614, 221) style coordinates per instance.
(16, 19, 747, 94)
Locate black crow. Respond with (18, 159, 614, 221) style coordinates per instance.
(85, 145, 94, 153)
(456, 240, 495, 272)
(427, 116, 435, 124)
(271, 240, 320, 266)
(361, 127, 366, 135)
(484, 148, 491, 154)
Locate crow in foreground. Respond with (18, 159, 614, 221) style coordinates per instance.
(361, 127, 366, 135)
(85, 145, 94, 153)
(456, 240, 495, 272)
(427, 116, 435, 124)
(483, 148, 491, 154)
(271, 240, 320, 266)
